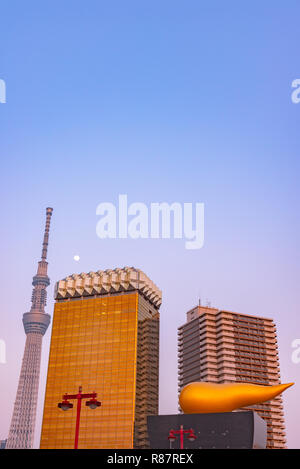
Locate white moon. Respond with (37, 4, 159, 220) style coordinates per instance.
(74, 255, 80, 261)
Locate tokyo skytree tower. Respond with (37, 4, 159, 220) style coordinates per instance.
(6, 208, 53, 449)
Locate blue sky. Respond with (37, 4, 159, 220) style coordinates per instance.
(0, 0, 299, 448)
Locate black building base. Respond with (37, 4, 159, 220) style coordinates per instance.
(147, 411, 267, 449)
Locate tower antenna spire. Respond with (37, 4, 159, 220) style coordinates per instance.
(41, 207, 53, 261)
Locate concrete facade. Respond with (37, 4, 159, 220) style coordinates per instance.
(178, 305, 287, 449)
(148, 411, 267, 449)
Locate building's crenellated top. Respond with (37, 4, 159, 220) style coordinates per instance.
(55, 266, 162, 309)
(185, 305, 275, 324)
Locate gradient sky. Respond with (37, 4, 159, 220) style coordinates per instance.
(0, 0, 299, 448)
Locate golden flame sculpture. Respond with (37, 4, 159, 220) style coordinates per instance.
(179, 381, 294, 414)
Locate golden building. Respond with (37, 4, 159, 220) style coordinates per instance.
(40, 267, 161, 449)
(178, 306, 288, 449)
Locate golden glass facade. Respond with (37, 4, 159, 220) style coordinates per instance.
(40, 290, 159, 449)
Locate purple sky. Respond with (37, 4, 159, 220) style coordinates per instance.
(0, 1, 299, 448)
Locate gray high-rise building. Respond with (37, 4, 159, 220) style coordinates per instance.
(178, 305, 287, 449)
